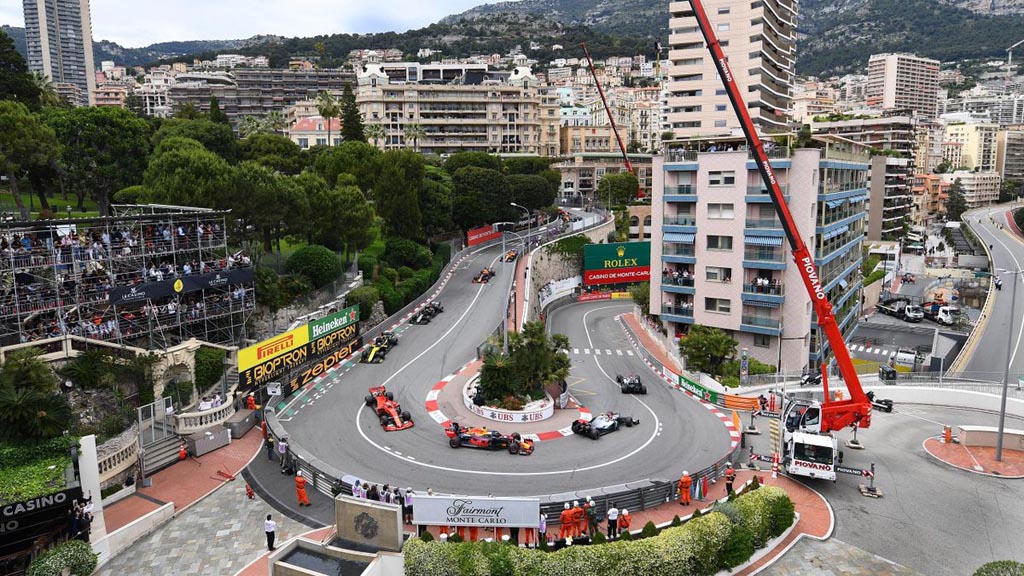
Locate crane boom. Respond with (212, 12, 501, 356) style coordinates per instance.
(580, 43, 639, 196)
(685, 0, 871, 432)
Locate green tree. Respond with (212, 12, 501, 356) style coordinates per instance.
(286, 244, 343, 288)
(174, 102, 203, 119)
(332, 184, 376, 258)
(240, 132, 305, 175)
(221, 161, 299, 251)
(934, 159, 951, 174)
(597, 171, 640, 206)
(29, 72, 62, 107)
(375, 150, 424, 239)
(208, 96, 230, 125)
(678, 325, 738, 376)
(340, 84, 365, 143)
(999, 179, 1021, 204)
(152, 118, 238, 162)
(444, 151, 503, 174)
(420, 165, 454, 237)
(507, 173, 556, 212)
(504, 156, 552, 175)
(0, 101, 58, 219)
(451, 166, 510, 230)
(478, 321, 570, 403)
(402, 123, 425, 152)
(264, 111, 287, 135)
(945, 177, 968, 222)
(238, 115, 270, 138)
(313, 140, 381, 190)
(315, 90, 340, 146)
(629, 282, 651, 317)
(0, 349, 71, 444)
(0, 30, 41, 107)
(41, 106, 152, 215)
(143, 138, 231, 208)
(364, 122, 385, 148)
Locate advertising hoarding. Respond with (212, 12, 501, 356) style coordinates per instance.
(412, 495, 540, 528)
(467, 225, 502, 247)
(582, 242, 651, 286)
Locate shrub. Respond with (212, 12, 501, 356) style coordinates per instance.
(619, 529, 633, 541)
(420, 531, 434, 542)
(380, 267, 399, 284)
(639, 521, 658, 539)
(26, 540, 97, 576)
(347, 286, 380, 321)
(734, 486, 793, 546)
(194, 347, 226, 393)
(691, 507, 702, 518)
(398, 266, 416, 280)
(713, 501, 742, 526)
(162, 380, 195, 407)
(384, 237, 433, 269)
(720, 524, 755, 569)
(357, 253, 377, 278)
(591, 531, 607, 544)
(975, 561, 1024, 576)
(277, 274, 313, 304)
(670, 515, 682, 527)
(448, 533, 464, 543)
(497, 395, 525, 411)
(433, 243, 452, 265)
(286, 244, 343, 288)
(750, 476, 761, 490)
(374, 278, 403, 314)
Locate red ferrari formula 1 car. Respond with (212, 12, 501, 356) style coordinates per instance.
(444, 422, 534, 455)
(364, 385, 414, 431)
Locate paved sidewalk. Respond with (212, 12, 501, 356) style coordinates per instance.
(758, 537, 924, 576)
(621, 311, 685, 374)
(924, 437, 1024, 478)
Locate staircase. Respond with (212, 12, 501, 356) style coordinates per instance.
(140, 421, 182, 476)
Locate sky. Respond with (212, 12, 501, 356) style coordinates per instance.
(0, 0, 501, 47)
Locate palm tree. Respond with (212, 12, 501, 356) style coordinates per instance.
(402, 123, 426, 152)
(315, 91, 340, 147)
(264, 111, 287, 135)
(364, 123, 385, 149)
(30, 72, 61, 107)
(238, 116, 267, 138)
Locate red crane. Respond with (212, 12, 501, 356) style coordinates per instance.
(580, 43, 643, 199)
(685, 0, 871, 433)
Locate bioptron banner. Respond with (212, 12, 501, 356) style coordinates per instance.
(582, 241, 651, 286)
(239, 305, 360, 390)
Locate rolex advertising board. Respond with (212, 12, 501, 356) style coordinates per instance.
(582, 242, 651, 286)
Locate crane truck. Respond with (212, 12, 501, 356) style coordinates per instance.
(687, 0, 875, 483)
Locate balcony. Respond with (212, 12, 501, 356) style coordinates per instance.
(743, 248, 785, 263)
(742, 282, 784, 296)
(745, 217, 783, 230)
(741, 314, 782, 335)
(665, 185, 696, 195)
(662, 275, 695, 287)
(661, 305, 694, 317)
(746, 184, 790, 196)
(664, 215, 696, 226)
(663, 245, 695, 257)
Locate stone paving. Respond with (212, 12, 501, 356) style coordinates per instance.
(758, 538, 924, 576)
(94, 479, 309, 576)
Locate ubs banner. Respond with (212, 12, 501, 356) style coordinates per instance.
(412, 495, 540, 528)
(239, 305, 361, 392)
(582, 242, 651, 286)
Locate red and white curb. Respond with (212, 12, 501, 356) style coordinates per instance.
(424, 359, 592, 442)
(616, 315, 741, 450)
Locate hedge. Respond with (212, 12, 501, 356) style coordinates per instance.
(285, 244, 343, 288)
(403, 486, 794, 576)
(26, 540, 97, 576)
(0, 437, 74, 505)
(975, 561, 1024, 576)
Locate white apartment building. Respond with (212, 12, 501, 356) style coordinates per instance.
(355, 65, 560, 156)
(136, 69, 177, 117)
(996, 129, 1024, 180)
(941, 88, 1024, 127)
(943, 122, 999, 172)
(941, 171, 1001, 207)
(866, 53, 940, 120)
(22, 0, 97, 105)
(652, 137, 867, 372)
(663, 0, 797, 137)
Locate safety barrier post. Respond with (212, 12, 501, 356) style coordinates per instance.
(943, 426, 952, 444)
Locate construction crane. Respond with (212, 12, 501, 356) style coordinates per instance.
(686, 0, 874, 482)
(1008, 38, 1024, 84)
(580, 42, 642, 199)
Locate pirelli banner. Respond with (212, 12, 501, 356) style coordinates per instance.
(239, 305, 361, 393)
(582, 241, 651, 286)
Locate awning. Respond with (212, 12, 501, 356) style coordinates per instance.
(744, 235, 783, 247)
(825, 199, 845, 209)
(664, 233, 695, 244)
(823, 225, 849, 241)
(849, 194, 869, 203)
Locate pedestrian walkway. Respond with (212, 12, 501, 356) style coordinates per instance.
(567, 347, 635, 356)
(620, 312, 685, 374)
(847, 343, 897, 359)
(757, 537, 924, 575)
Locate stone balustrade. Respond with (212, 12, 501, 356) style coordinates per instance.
(175, 402, 236, 435)
(97, 423, 140, 485)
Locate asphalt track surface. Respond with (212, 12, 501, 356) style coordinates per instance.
(278, 244, 730, 496)
(747, 403, 1024, 576)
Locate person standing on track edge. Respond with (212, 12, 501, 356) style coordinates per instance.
(558, 503, 573, 539)
(725, 463, 736, 495)
(606, 502, 619, 539)
(277, 436, 289, 472)
(265, 514, 277, 551)
(295, 471, 311, 507)
(264, 435, 274, 461)
(678, 470, 692, 506)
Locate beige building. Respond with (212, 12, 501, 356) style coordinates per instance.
(996, 129, 1024, 180)
(286, 116, 343, 149)
(866, 53, 940, 120)
(552, 153, 653, 204)
(941, 171, 1000, 208)
(663, 0, 797, 137)
(867, 156, 913, 241)
(943, 122, 999, 172)
(791, 90, 836, 124)
(355, 65, 560, 156)
(559, 125, 628, 155)
(911, 174, 949, 224)
(93, 84, 128, 108)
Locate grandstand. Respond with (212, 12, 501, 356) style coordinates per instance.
(0, 205, 254, 349)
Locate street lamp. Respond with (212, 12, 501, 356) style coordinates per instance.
(995, 267, 1022, 462)
(510, 202, 530, 248)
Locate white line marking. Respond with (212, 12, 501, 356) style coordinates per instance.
(616, 349, 623, 356)
(573, 348, 579, 354)
(605, 349, 612, 356)
(594, 349, 601, 355)
(626, 350, 634, 356)
(986, 225, 1024, 367)
(583, 348, 590, 354)
(857, 346, 865, 352)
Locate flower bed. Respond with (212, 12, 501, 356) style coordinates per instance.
(403, 485, 795, 576)
(463, 377, 555, 423)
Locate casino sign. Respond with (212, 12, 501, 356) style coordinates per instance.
(582, 242, 651, 286)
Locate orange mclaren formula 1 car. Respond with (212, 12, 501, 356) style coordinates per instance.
(364, 385, 414, 431)
(444, 422, 534, 455)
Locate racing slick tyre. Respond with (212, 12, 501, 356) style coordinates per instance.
(640, 386, 647, 394)
(401, 410, 411, 422)
(385, 391, 394, 400)
(587, 427, 600, 440)
(380, 415, 391, 428)
(621, 387, 627, 394)
(571, 421, 582, 435)
(365, 395, 374, 407)
(449, 437, 461, 448)
(508, 442, 519, 455)
(624, 419, 633, 427)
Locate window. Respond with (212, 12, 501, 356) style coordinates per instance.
(706, 266, 732, 282)
(707, 203, 735, 219)
(629, 216, 640, 227)
(717, 23, 730, 31)
(716, 89, 727, 96)
(643, 215, 652, 226)
(315, 138, 327, 146)
(754, 334, 770, 348)
(707, 235, 733, 250)
(297, 138, 309, 149)
(705, 297, 731, 313)
(714, 120, 728, 128)
(709, 171, 736, 186)
(718, 7, 731, 13)
(715, 104, 728, 111)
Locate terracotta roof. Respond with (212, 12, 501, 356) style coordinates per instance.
(290, 116, 343, 133)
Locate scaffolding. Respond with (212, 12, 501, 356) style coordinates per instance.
(0, 205, 253, 349)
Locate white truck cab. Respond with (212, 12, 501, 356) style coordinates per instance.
(786, 432, 839, 482)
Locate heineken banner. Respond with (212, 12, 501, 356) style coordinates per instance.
(108, 268, 255, 305)
(240, 305, 361, 390)
(582, 242, 651, 286)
